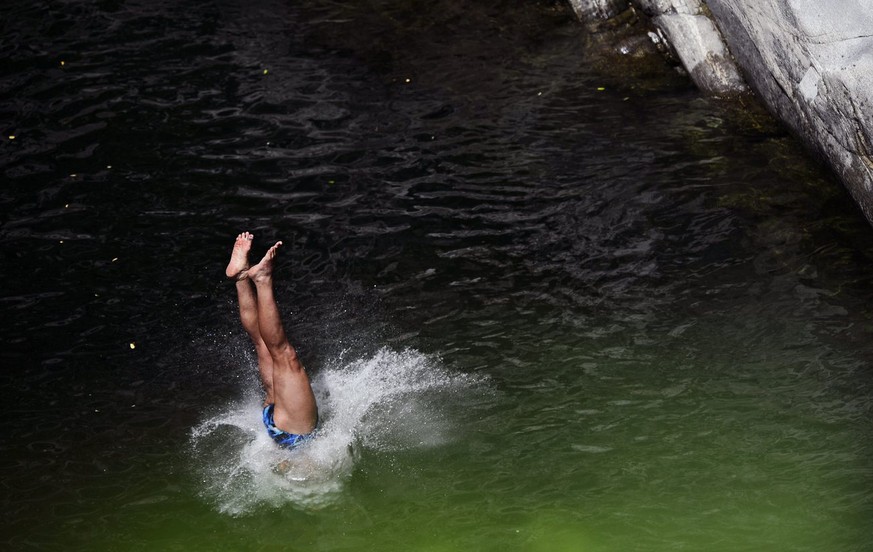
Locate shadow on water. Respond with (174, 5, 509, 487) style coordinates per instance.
(2, 0, 873, 550)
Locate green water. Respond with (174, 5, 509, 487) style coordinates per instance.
(35, 287, 873, 551)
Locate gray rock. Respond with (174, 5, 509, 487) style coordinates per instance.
(651, 12, 747, 95)
(567, 0, 629, 20)
(635, 0, 702, 16)
(566, 0, 873, 225)
(569, 0, 747, 95)
(705, 0, 873, 222)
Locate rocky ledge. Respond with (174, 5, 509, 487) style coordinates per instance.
(569, 0, 873, 226)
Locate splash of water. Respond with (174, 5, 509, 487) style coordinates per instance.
(191, 347, 480, 515)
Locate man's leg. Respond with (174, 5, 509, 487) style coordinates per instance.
(226, 232, 275, 404)
(247, 241, 319, 435)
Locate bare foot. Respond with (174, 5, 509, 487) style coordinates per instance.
(248, 241, 282, 283)
(225, 232, 254, 279)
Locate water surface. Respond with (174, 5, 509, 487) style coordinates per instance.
(2, 1, 873, 550)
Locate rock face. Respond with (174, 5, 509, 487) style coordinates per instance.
(568, 0, 873, 226)
(705, 0, 873, 223)
(568, 0, 629, 20)
(635, 0, 747, 95)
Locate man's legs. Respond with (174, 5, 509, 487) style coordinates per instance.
(226, 233, 275, 404)
(247, 241, 319, 435)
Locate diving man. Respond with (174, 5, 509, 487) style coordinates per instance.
(225, 232, 318, 448)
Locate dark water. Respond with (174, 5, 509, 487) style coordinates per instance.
(3, 1, 873, 550)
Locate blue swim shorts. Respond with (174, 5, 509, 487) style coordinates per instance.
(262, 403, 316, 449)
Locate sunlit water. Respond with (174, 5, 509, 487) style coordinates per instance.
(2, 0, 873, 550)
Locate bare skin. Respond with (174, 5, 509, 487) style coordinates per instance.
(225, 231, 253, 279)
(226, 233, 319, 436)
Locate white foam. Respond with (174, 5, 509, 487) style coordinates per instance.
(190, 347, 480, 515)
